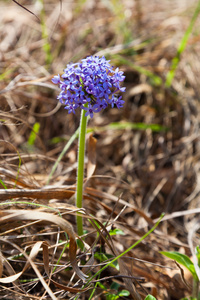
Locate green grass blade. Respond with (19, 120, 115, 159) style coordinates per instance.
(108, 122, 167, 132)
(37, 0, 52, 66)
(0, 179, 7, 189)
(28, 122, 40, 146)
(86, 213, 164, 285)
(46, 127, 79, 185)
(165, 1, 200, 87)
(112, 55, 163, 86)
(0, 68, 15, 81)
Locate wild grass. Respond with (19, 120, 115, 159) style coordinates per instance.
(1, 0, 200, 299)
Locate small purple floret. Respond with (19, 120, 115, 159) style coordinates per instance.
(52, 56, 125, 117)
(52, 74, 61, 84)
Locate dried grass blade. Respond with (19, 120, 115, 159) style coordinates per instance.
(86, 187, 154, 225)
(0, 188, 74, 200)
(0, 251, 3, 278)
(87, 134, 97, 179)
(0, 210, 87, 281)
(0, 240, 48, 283)
(0, 238, 57, 300)
(118, 258, 141, 300)
(50, 279, 89, 293)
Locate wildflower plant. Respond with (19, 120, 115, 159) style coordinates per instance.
(52, 55, 125, 239)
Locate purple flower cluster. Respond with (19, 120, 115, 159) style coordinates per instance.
(52, 56, 125, 118)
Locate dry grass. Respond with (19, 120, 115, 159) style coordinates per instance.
(1, 0, 200, 299)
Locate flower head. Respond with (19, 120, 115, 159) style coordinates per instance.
(52, 56, 125, 117)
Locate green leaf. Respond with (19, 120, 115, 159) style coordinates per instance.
(110, 282, 120, 290)
(109, 228, 125, 236)
(106, 289, 130, 300)
(49, 137, 66, 144)
(94, 252, 119, 270)
(106, 294, 119, 300)
(145, 295, 157, 300)
(160, 251, 198, 280)
(118, 290, 130, 296)
(97, 281, 107, 290)
(106, 285, 130, 300)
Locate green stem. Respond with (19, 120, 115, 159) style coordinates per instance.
(76, 104, 88, 238)
(192, 278, 199, 299)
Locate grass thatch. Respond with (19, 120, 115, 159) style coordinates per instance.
(1, 0, 200, 299)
